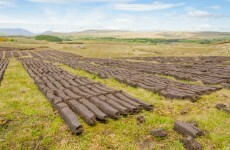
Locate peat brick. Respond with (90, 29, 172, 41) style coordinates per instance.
(174, 121, 203, 138)
(180, 136, 203, 150)
(150, 129, 168, 138)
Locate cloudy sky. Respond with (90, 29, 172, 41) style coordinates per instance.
(0, 0, 229, 33)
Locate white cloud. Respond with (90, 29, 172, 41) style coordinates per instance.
(195, 24, 212, 30)
(112, 15, 135, 24)
(208, 5, 221, 10)
(0, 14, 228, 33)
(0, 2, 228, 32)
(0, 13, 10, 21)
(113, 2, 185, 11)
(29, 0, 134, 4)
(0, 0, 15, 7)
(0, 13, 24, 23)
(187, 8, 211, 18)
(186, 8, 223, 18)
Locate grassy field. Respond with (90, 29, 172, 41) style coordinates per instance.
(0, 36, 230, 149)
(49, 31, 230, 39)
(1, 36, 230, 58)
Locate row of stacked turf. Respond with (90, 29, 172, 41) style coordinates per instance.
(89, 58, 230, 87)
(19, 58, 153, 134)
(121, 56, 230, 65)
(0, 51, 38, 59)
(18, 50, 223, 101)
(0, 59, 9, 84)
(73, 62, 221, 101)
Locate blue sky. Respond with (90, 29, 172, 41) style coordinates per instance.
(0, 0, 229, 33)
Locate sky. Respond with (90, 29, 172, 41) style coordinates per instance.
(0, 0, 229, 33)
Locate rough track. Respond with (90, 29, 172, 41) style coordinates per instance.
(18, 58, 153, 134)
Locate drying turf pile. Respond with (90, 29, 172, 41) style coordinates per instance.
(124, 56, 230, 65)
(91, 59, 230, 87)
(20, 50, 227, 101)
(1, 49, 228, 101)
(0, 46, 19, 51)
(19, 58, 153, 134)
(0, 46, 37, 58)
(73, 62, 220, 100)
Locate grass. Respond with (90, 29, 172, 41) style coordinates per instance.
(155, 74, 204, 85)
(53, 39, 230, 57)
(1, 59, 229, 149)
(77, 37, 230, 45)
(60, 64, 230, 150)
(0, 38, 230, 149)
(1, 36, 230, 58)
(0, 59, 179, 149)
(0, 59, 64, 149)
(35, 35, 63, 42)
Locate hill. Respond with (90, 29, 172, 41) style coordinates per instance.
(0, 28, 229, 39)
(0, 28, 34, 36)
(35, 35, 63, 42)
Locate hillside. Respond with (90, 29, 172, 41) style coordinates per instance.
(43, 30, 230, 39)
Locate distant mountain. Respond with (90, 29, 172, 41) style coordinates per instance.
(74, 31, 230, 39)
(0, 28, 34, 36)
(41, 31, 59, 35)
(39, 30, 128, 37)
(76, 29, 128, 33)
(0, 28, 229, 39)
